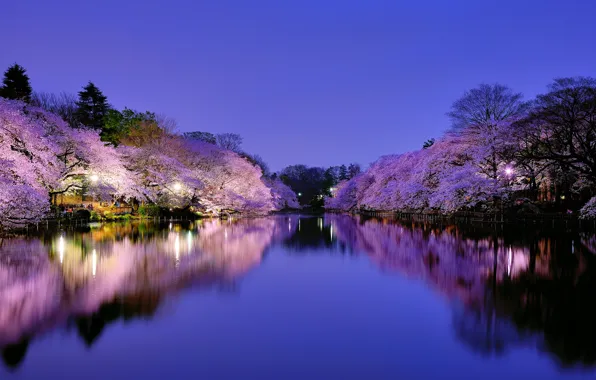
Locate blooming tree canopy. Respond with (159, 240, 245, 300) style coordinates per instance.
(0, 98, 297, 230)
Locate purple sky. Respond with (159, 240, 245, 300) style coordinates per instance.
(2, 0, 596, 171)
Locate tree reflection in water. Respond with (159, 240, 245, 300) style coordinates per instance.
(0, 215, 595, 370)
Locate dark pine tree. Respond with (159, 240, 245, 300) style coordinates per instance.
(339, 164, 348, 181)
(347, 163, 361, 179)
(0, 64, 32, 103)
(75, 82, 109, 129)
(423, 138, 435, 149)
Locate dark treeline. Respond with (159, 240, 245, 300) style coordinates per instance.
(277, 163, 361, 207)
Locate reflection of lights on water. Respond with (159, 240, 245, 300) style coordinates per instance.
(507, 247, 513, 276)
(58, 236, 65, 264)
(288, 221, 291, 232)
(175, 234, 180, 261)
(92, 249, 97, 277)
(187, 231, 192, 252)
(225, 228, 228, 240)
(169, 223, 172, 231)
(318, 218, 323, 231)
(572, 240, 575, 254)
(330, 224, 334, 241)
(298, 219, 301, 232)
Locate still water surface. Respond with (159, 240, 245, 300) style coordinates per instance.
(1, 215, 596, 379)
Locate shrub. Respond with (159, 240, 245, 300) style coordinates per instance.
(138, 204, 160, 217)
(90, 211, 101, 221)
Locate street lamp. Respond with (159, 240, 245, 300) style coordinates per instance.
(173, 182, 182, 191)
(90, 174, 99, 183)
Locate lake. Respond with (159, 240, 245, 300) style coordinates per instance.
(1, 214, 595, 379)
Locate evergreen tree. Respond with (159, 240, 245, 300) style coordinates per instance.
(101, 108, 154, 146)
(339, 164, 348, 180)
(347, 163, 361, 179)
(75, 82, 109, 129)
(0, 64, 32, 103)
(423, 138, 435, 149)
(322, 168, 337, 195)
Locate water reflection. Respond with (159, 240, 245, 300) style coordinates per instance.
(321, 215, 596, 368)
(0, 215, 595, 372)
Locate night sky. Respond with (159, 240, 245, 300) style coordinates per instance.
(2, 0, 595, 171)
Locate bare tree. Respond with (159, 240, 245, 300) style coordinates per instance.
(515, 77, 596, 188)
(216, 133, 243, 152)
(31, 91, 78, 126)
(156, 114, 178, 134)
(248, 154, 270, 176)
(183, 131, 216, 144)
(448, 83, 527, 180)
(448, 84, 526, 131)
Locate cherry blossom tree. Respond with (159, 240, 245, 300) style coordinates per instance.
(580, 197, 596, 219)
(448, 84, 527, 183)
(264, 177, 300, 209)
(184, 140, 275, 214)
(0, 99, 61, 229)
(326, 136, 498, 213)
(0, 98, 142, 229)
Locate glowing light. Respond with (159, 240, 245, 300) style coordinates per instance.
(329, 187, 335, 192)
(92, 249, 97, 277)
(58, 236, 65, 264)
(330, 224, 334, 241)
(505, 167, 514, 176)
(187, 231, 192, 252)
(225, 228, 228, 239)
(169, 222, 172, 231)
(298, 192, 302, 197)
(507, 247, 513, 276)
(90, 174, 99, 183)
(175, 234, 180, 261)
(173, 182, 182, 191)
